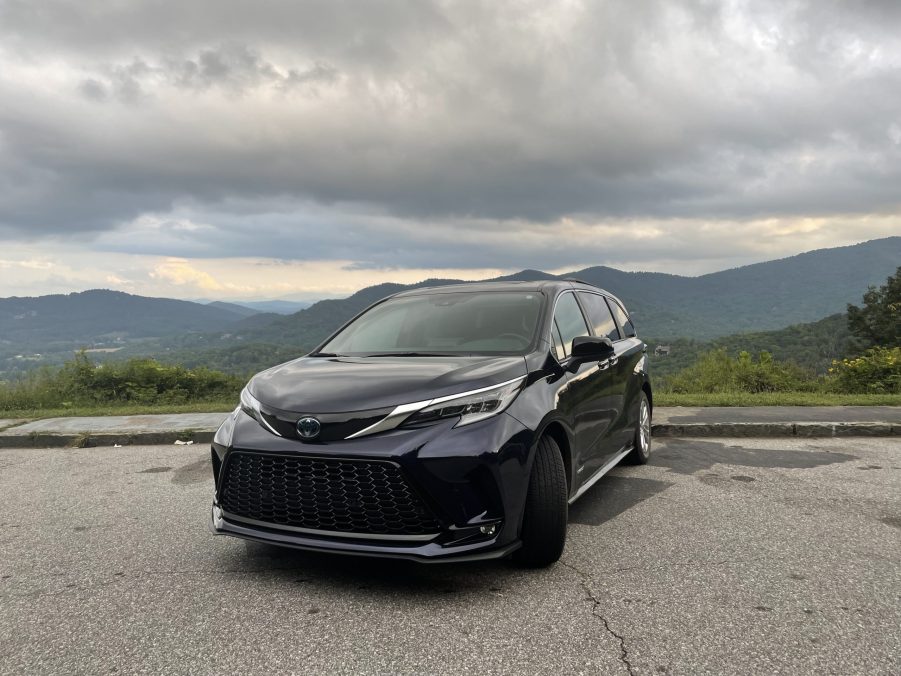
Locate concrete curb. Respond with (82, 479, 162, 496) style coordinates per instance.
(652, 422, 898, 438)
(0, 422, 897, 448)
(0, 430, 215, 449)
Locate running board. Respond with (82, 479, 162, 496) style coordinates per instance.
(568, 446, 632, 504)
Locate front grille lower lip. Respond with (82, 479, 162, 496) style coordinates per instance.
(218, 451, 443, 540)
(219, 510, 439, 541)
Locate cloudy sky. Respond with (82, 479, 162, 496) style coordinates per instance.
(1, 0, 900, 300)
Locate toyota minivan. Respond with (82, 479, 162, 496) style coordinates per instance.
(210, 280, 652, 567)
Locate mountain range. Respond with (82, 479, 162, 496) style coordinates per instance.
(229, 236, 901, 345)
(1, 236, 898, 378)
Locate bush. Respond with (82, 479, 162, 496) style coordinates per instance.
(0, 352, 243, 411)
(662, 349, 815, 394)
(829, 347, 901, 394)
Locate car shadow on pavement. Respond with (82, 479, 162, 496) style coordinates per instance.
(568, 475, 673, 527)
(233, 540, 518, 597)
(649, 438, 858, 475)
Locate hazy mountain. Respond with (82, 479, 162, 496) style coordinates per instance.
(567, 237, 901, 337)
(205, 301, 260, 318)
(2, 237, 897, 378)
(238, 237, 901, 345)
(236, 300, 313, 314)
(0, 290, 251, 362)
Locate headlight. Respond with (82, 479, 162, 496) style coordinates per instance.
(240, 385, 262, 421)
(239, 385, 281, 436)
(403, 377, 525, 428)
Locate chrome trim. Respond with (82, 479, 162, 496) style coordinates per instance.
(344, 399, 434, 439)
(344, 375, 527, 440)
(568, 446, 631, 504)
(257, 414, 282, 437)
(219, 509, 440, 542)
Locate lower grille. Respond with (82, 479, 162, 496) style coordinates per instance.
(218, 452, 441, 537)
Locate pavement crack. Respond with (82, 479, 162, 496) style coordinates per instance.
(611, 556, 763, 576)
(561, 559, 635, 676)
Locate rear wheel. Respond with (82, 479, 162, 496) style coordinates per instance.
(513, 435, 568, 567)
(626, 391, 652, 465)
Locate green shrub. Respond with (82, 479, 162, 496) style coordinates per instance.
(829, 347, 901, 394)
(662, 349, 815, 394)
(0, 352, 243, 411)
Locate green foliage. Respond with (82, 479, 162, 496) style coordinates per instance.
(828, 347, 901, 394)
(647, 313, 853, 381)
(847, 266, 901, 348)
(0, 352, 243, 412)
(156, 343, 306, 375)
(662, 349, 815, 394)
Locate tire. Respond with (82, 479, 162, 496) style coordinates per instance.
(626, 390, 652, 465)
(512, 435, 568, 567)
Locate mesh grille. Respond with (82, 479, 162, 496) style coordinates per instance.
(219, 452, 441, 537)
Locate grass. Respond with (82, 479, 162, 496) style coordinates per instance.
(656, 392, 901, 407)
(0, 401, 235, 422)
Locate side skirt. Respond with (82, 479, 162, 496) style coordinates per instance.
(568, 445, 632, 505)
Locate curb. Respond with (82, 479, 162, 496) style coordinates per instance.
(0, 430, 216, 449)
(0, 422, 897, 449)
(651, 422, 899, 438)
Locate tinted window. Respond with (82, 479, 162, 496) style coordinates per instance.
(553, 292, 589, 357)
(608, 299, 636, 338)
(577, 292, 619, 341)
(319, 291, 543, 355)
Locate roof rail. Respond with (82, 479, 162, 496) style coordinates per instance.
(562, 278, 595, 286)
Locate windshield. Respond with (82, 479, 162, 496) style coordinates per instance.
(317, 291, 544, 356)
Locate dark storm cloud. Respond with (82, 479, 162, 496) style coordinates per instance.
(0, 0, 899, 268)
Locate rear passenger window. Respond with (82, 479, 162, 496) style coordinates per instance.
(608, 299, 636, 338)
(577, 292, 619, 342)
(553, 292, 590, 357)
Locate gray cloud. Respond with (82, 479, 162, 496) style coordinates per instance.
(0, 0, 899, 271)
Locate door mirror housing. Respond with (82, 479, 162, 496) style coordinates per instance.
(571, 335, 615, 362)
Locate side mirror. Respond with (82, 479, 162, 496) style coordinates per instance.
(571, 335, 615, 362)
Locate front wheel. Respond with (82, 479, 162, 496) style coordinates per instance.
(626, 391, 652, 465)
(512, 435, 568, 567)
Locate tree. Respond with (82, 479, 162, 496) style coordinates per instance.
(847, 266, 901, 348)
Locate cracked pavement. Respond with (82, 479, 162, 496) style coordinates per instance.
(1, 437, 900, 674)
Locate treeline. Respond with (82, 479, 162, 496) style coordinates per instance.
(0, 353, 243, 411)
(660, 347, 900, 395)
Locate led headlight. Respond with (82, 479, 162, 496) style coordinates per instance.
(239, 385, 262, 421)
(403, 377, 525, 428)
(239, 385, 281, 436)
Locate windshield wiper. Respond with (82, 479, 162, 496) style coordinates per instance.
(309, 352, 345, 357)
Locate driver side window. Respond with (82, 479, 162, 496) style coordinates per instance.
(553, 292, 590, 358)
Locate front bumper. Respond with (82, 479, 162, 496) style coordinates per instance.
(209, 409, 536, 562)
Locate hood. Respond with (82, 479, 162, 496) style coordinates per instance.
(250, 355, 529, 412)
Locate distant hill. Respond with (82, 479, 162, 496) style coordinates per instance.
(206, 301, 260, 318)
(236, 300, 313, 314)
(2, 237, 898, 378)
(235, 236, 901, 346)
(0, 290, 251, 371)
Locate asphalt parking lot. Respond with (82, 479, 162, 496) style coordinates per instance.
(1, 438, 899, 675)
